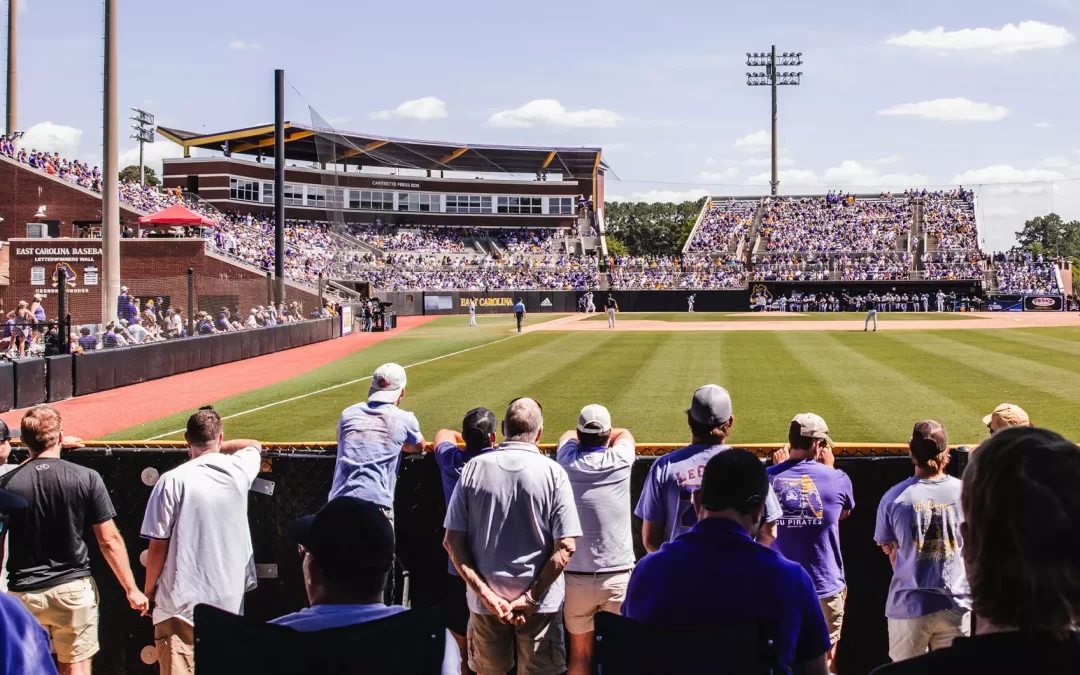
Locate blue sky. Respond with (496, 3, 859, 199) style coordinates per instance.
(12, 0, 1080, 249)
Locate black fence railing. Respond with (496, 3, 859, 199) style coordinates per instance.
(1, 443, 966, 675)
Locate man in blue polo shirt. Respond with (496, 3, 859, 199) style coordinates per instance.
(623, 449, 830, 675)
(514, 298, 526, 333)
(635, 384, 782, 552)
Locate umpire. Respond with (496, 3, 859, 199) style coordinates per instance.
(514, 298, 526, 333)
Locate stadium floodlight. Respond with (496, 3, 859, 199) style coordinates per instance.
(745, 45, 804, 196)
(129, 107, 156, 186)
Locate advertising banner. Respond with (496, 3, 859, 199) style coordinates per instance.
(341, 304, 353, 335)
(986, 295, 1023, 312)
(1023, 295, 1064, 311)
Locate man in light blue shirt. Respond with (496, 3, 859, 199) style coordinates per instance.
(875, 420, 970, 662)
(514, 299, 526, 332)
(271, 497, 459, 675)
(330, 362, 424, 516)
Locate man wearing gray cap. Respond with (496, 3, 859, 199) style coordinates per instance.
(556, 404, 636, 675)
(635, 384, 782, 552)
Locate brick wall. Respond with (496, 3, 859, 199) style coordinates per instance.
(0, 155, 143, 240)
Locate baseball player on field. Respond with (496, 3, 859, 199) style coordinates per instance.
(864, 293, 878, 332)
(468, 299, 477, 327)
(687, 294, 696, 313)
(605, 294, 619, 329)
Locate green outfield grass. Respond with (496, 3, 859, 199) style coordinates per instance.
(581, 311, 980, 322)
(105, 314, 1080, 445)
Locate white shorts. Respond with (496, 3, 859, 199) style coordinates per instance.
(563, 570, 631, 634)
(888, 607, 970, 662)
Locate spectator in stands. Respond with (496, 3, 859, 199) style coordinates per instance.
(622, 449, 831, 675)
(165, 309, 183, 339)
(556, 404, 636, 675)
(0, 406, 149, 674)
(102, 323, 126, 347)
(432, 408, 498, 671)
(246, 309, 258, 329)
(983, 403, 1031, 434)
(77, 327, 98, 352)
(875, 421, 970, 663)
(196, 312, 215, 335)
(141, 407, 263, 675)
(117, 286, 129, 319)
(270, 496, 460, 674)
(870, 426, 1080, 674)
(768, 414, 854, 672)
(0, 506, 60, 675)
(635, 385, 781, 552)
(443, 398, 581, 675)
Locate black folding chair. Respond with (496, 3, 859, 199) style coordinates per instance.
(593, 611, 786, 675)
(193, 604, 446, 675)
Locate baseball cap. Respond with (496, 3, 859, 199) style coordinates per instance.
(287, 497, 394, 584)
(697, 449, 768, 514)
(368, 363, 407, 403)
(462, 407, 497, 448)
(689, 385, 733, 427)
(577, 404, 612, 434)
(982, 403, 1030, 432)
(910, 420, 948, 464)
(792, 413, 834, 447)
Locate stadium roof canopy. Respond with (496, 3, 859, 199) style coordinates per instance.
(157, 122, 607, 179)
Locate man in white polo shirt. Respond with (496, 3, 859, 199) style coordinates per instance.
(556, 404, 636, 675)
(141, 407, 263, 675)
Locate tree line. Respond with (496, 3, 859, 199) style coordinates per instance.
(603, 198, 706, 258)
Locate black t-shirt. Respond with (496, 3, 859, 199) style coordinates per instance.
(0, 458, 116, 591)
(605, 297, 616, 309)
(870, 631, 1080, 675)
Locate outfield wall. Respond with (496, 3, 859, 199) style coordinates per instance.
(8, 442, 967, 675)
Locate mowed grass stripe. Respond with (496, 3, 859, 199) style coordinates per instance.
(848, 331, 1077, 440)
(928, 329, 1080, 378)
(991, 328, 1080, 361)
(800, 332, 975, 441)
(606, 333, 725, 417)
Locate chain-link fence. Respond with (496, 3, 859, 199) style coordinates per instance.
(3, 442, 957, 675)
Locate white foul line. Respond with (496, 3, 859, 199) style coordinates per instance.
(145, 332, 523, 440)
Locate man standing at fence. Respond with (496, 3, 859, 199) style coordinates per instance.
(0, 406, 149, 674)
(141, 408, 262, 675)
(514, 298, 526, 333)
(875, 421, 970, 663)
(556, 405, 636, 675)
(443, 398, 581, 675)
(768, 414, 854, 673)
(605, 294, 619, 329)
(635, 385, 782, 552)
(468, 298, 477, 327)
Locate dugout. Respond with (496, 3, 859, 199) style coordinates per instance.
(7, 442, 964, 675)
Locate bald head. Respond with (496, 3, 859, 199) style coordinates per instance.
(504, 398, 543, 443)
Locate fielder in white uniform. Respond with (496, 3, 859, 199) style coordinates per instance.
(586, 292, 596, 314)
(687, 294, 696, 312)
(468, 299, 477, 327)
(936, 291, 945, 313)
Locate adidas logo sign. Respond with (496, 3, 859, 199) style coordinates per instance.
(540, 298, 552, 307)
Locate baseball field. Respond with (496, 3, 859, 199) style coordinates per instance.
(95, 311, 1080, 446)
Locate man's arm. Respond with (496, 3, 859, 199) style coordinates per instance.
(757, 521, 778, 548)
(443, 529, 511, 621)
(879, 542, 897, 569)
(92, 520, 149, 614)
(144, 538, 169, 602)
(608, 428, 634, 448)
(641, 519, 665, 554)
(220, 439, 262, 454)
(433, 429, 463, 447)
(839, 510, 852, 521)
(556, 429, 577, 449)
(507, 536, 576, 625)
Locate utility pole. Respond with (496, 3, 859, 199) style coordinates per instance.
(746, 47, 803, 195)
(101, 0, 120, 325)
(6, 0, 16, 138)
(130, 107, 155, 185)
(273, 69, 285, 306)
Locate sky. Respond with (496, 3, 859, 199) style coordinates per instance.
(11, 0, 1080, 250)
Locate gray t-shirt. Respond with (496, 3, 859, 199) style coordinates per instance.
(444, 442, 582, 614)
(556, 437, 635, 573)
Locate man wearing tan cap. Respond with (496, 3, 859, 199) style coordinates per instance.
(982, 404, 1031, 434)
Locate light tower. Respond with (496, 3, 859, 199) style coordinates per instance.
(746, 47, 803, 195)
(130, 108, 155, 185)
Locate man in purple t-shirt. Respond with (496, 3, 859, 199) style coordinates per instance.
(431, 407, 497, 668)
(768, 413, 853, 672)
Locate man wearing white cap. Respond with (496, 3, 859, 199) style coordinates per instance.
(768, 414, 854, 673)
(982, 403, 1031, 435)
(556, 405, 636, 675)
(636, 384, 782, 553)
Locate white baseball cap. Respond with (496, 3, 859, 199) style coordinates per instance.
(369, 363, 407, 403)
(577, 404, 612, 434)
(792, 413, 834, 447)
(689, 385, 732, 427)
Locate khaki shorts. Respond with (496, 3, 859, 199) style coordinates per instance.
(819, 587, 847, 646)
(564, 570, 631, 634)
(155, 616, 195, 675)
(888, 607, 970, 662)
(11, 577, 99, 664)
(468, 611, 566, 675)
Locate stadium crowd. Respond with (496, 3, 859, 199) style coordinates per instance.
(345, 224, 562, 256)
(751, 253, 830, 282)
(920, 188, 977, 251)
(3, 378, 1077, 675)
(685, 199, 757, 253)
(760, 194, 913, 253)
(991, 251, 1060, 295)
(606, 255, 746, 290)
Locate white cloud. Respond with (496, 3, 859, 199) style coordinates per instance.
(878, 98, 1009, 122)
(119, 140, 190, 176)
(607, 189, 708, 203)
(488, 99, 622, 128)
(869, 155, 903, 166)
(21, 121, 82, 157)
(1038, 155, 1072, 169)
(951, 165, 1064, 184)
(747, 160, 927, 188)
(885, 21, 1075, 54)
(704, 157, 716, 166)
(983, 206, 1020, 218)
(734, 130, 770, 153)
(228, 40, 261, 51)
(1034, 121, 1052, 128)
(698, 167, 739, 182)
(370, 97, 448, 122)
